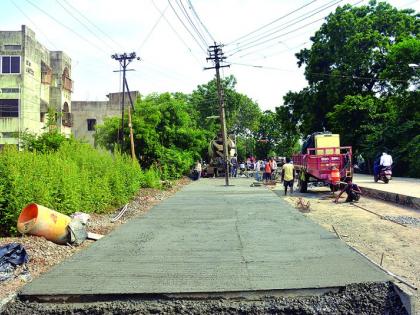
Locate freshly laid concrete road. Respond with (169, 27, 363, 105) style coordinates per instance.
(21, 178, 389, 299)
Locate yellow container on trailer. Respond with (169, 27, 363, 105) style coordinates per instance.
(315, 134, 340, 155)
(17, 203, 71, 245)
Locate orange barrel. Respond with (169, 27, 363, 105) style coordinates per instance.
(330, 169, 340, 184)
(17, 203, 71, 245)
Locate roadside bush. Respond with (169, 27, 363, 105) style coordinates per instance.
(0, 142, 161, 236)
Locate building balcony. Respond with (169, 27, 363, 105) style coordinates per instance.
(62, 112, 73, 127)
(41, 71, 52, 84)
(62, 77, 73, 92)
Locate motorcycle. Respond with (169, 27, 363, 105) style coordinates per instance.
(374, 166, 392, 184)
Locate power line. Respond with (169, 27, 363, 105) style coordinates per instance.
(233, 41, 309, 63)
(226, 0, 345, 56)
(176, 0, 209, 48)
(10, 0, 58, 50)
(230, 61, 411, 83)
(60, 0, 124, 48)
(227, 16, 326, 57)
(56, 0, 115, 51)
(24, 0, 107, 54)
(187, 0, 216, 42)
(226, 0, 319, 46)
(151, 0, 203, 66)
(138, 4, 169, 51)
(167, 0, 208, 53)
(226, 0, 341, 52)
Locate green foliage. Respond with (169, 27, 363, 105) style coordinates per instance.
(0, 142, 161, 236)
(254, 111, 300, 158)
(278, 1, 419, 176)
(20, 131, 69, 153)
(96, 92, 210, 179)
(189, 75, 261, 136)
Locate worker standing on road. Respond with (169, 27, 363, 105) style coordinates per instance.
(334, 177, 362, 203)
(194, 160, 202, 180)
(230, 155, 238, 178)
(270, 158, 278, 179)
(255, 160, 261, 181)
(264, 159, 272, 182)
(281, 158, 295, 195)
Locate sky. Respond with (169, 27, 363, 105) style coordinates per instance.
(1, 0, 419, 111)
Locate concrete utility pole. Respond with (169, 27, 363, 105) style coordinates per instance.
(111, 52, 139, 160)
(205, 42, 230, 186)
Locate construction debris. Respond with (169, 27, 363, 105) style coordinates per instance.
(0, 243, 29, 282)
(87, 232, 104, 241)
(295, 197, 310, 212)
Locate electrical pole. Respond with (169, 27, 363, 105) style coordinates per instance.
(111, 52, 139, 160)
(205, 42, 230, 186)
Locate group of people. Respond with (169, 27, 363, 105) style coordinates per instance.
(229, 156, 282, 181)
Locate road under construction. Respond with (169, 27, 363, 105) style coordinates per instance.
(4, 177, 418, 314)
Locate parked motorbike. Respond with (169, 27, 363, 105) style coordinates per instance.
(374, 166, 392, 184)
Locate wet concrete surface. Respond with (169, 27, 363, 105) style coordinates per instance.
(19, 178, 390, 298)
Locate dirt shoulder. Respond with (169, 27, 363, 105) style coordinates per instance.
(277, 186, 420, 311)
(0, 177, 191, 302)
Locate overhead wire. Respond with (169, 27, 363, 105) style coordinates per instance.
(227, 0, 340, 52)
(226, 0, 345, 56)
(151, 0, 203, 66)
(230, 62, 410, 84)
(231, 41, 309, 64)
(187, 0, 216, 43)
(176, 0, 210, 47)
(55, 0, 115, 51)
(226, 0, 319, 46)
(138, 4, 169, 51)
(60, 0, 124, 48)
(10, 0, 58, 50)
(167, 0, 208, 53)
(227, 16, 327, 57)
(24, 0, 108, 54)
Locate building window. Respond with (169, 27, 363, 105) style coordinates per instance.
(40, 112, 46, 123)
(0, 99, 19, 117)
(3, 45, 21, 51)
(0, 88, 19, 93)
(1, 56, 20, 74)
(87, 119, 96, 131)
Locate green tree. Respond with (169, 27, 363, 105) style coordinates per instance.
(279, 0, 419, 176)
(189, 75, 261, 136)
(95, 92, 210, 179)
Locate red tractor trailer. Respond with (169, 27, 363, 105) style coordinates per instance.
(292, 132, 352, 192)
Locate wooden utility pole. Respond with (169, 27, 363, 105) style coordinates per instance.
(111, 52, 140, 161)
(205, 42, 230, 186)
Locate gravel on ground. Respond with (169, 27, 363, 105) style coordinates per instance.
(3, 282, 408, 315)
(278, 186, 420, 311)
(0, 177, 191, 302)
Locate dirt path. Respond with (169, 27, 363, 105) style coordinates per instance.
(0, 178, 191, 303)
(280, 187, 420, 310)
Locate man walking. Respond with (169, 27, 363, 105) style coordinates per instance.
(281, 158, 295, 195)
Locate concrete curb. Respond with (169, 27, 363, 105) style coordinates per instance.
(392, 283, 416, 315)
(360, 186, 420, 210)
(0, 293, 17, 313)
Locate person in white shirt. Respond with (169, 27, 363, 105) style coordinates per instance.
(255, 160, 261, 181)
(380, 152, 393, 167)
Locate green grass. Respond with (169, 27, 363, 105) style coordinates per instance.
(0, 142, 161, 236)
